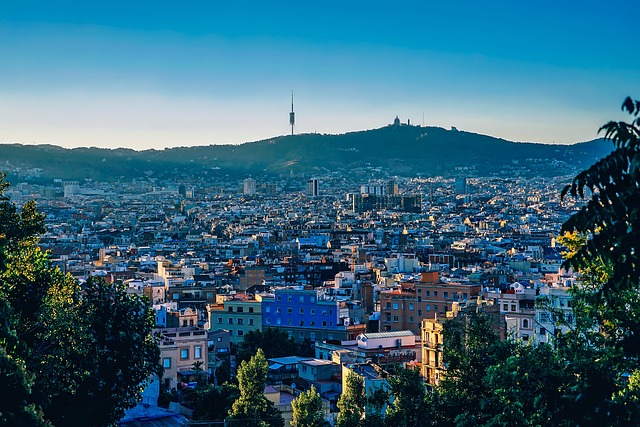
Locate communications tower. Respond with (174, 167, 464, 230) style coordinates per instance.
(289, 91, 295, 135)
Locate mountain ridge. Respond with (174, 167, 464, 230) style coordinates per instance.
(0, 124, 613, 182)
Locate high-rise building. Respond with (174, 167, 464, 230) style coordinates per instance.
(243, 178, 256, 195)
(386, 180, 399, 195)
(455, 177, 467, 196)
(307, 178, 319, 197)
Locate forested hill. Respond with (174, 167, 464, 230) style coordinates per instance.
(0, 124, 613, 182)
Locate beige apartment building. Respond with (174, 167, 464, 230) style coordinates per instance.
(158, 326, 209, 390)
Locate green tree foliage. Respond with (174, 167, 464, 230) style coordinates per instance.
(236, 328, 312, 363)
(335, 372, 365, 427)
(191, 383, 240, 421)
(290, 386, 328, 427)
(0, 177, 161, 426)
(561, 96, 640, 358)
(434, 310, 511, 426)
(385, 367, 426, 427)
(227, 348, 284, 427)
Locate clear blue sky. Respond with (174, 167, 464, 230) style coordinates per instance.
(1, 0, 638, 149)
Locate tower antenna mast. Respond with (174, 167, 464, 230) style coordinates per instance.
(289, 90, 295, 135)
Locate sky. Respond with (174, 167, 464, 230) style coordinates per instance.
(1, 1, 638, 150)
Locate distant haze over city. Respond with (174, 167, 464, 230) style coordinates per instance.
(1, 1, 638, 150)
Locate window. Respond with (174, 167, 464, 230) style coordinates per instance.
(300, 308, 304, 314)
(434, 305, 438, 311)
(444, 292, 449, 299)
(227, 306, 233, 312)
(300, 320, 305, 326)
(228, 318, 233, 324)
(540, 327, 546, 336)
(237, 330, 244, 336)
(463, 293, 468, 299)
(310, 332, 316, 341)
(287, 319, 292, 325)
(329, 321, 333, 326)
(386, 302, 391, 309)
(180, 349, 189, 360)
(206, 292, 213, 299)
(277, 296, 282, 301)
(163, 357, 171, 368)
(311, 309, 315, 315)
(393, 303, 399, 310)
(237, 318, 243, 325)
(523, 319, 529, 329)
(511, 304, 516, 312)
(276, 308, 282, 314)
(418, 310, 422, 316)
(322, 310, 327, 316)
(265, 307, 271, 313)
(434, 291, 438, 297)
(409, 316, 414, 323)
(393, 316, 399, 322)
(266, 318, 271, 324)
(329, 310, 333, 314)
(288, 296, 292, 302)
(322, 321, 327, 327)
(425, 291, 431, 297)
(237, 307, 244, 313)
(300, 296, 304, 303)
(386, 315, 391, 322)
(311, 321, 316, 326)
(287, 308, 292, 314)
(182, 320, 188, 327)
(249, 319, 254, 325)
(195, 346, 202, 359)
(299, 331, 304, 338)
(425, 304, 431, 311)
(173, 293, 179, 300)
(522, 334, 529, 341)
(216, 337, 222, 342)
(417, 297, 422, 302)
(277, 318, 281, 325)
(503, 304, 508, 311)
(218, 317, 223, 324)
(409, 303, 414, 310)
(249, 307, 254, 313)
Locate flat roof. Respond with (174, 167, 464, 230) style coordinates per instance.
(359, 330, 414, 339)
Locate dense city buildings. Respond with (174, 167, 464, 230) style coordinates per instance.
(6, 169, 586, 419)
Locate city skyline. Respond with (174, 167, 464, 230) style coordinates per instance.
(1, 0, 638, 150)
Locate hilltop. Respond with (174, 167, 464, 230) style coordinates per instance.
(0, 124, 612, 182)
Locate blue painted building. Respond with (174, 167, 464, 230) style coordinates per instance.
(261, 288, 365, 342)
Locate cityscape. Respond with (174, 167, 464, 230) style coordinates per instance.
(2, 2, 640, 427)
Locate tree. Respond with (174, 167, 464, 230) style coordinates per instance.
(236, 328, 305, 363)
(191, 383, 240, 421)
(385, 367, 426, 427)
(335, 372, 365, 427)
(433, 309, 511, 426)
(559, 97, 640, 424)
(40, 276, 161, 426)
(227, 348, 284, 427)
(0, 176, 161, 426)
(290, 386, 328, 427)
(561, 96, 640, 358)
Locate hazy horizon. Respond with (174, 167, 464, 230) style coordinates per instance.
(1, 1, 638, 150)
